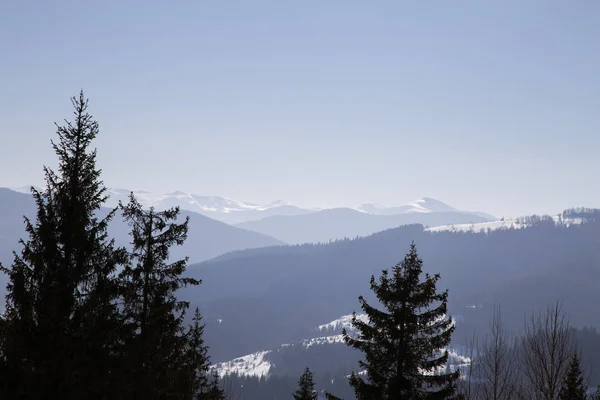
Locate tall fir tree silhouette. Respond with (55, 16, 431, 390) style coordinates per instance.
(185, 308, 225, 399)
(119, 193, 222, 398)
(559, 354, 587, 400)
(343, 242, 459, 399)
(293, 367, 317, 400)
(0, 92, 127, 398)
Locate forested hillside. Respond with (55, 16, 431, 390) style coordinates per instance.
(235, 207, 493, 244)
(184, 213, 600, 362)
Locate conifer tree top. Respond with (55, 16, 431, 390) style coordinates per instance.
(0, 91, 126, 398)
(559, 353, 587, 400)
(343, 242, 459, 399)
(293, 367, 317, 400)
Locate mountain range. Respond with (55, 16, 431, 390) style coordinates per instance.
(101, 188, 315, 225)
(10, 187, 495, 224)
(212, 312, 469, 379)
(4, 185, 600, 395)
(181, 209, 600, 363)
(0, 188, 283, 280)
(10, 187, 498, 244)
(235, 205, 495, 244)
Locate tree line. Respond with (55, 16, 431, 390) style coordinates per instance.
(1, 93, 597, 399)
(288, 244, 599, 399)
(0, 92, 225, 399)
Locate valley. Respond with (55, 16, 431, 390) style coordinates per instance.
(4, 184, 600, 398)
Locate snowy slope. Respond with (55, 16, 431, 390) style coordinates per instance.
(0, 188, 284, 267)
(212, 351, 272, 378)
(10, 185, 44, 194)
(101, 188, 314, 224)
(357, 197, 496, 220)
(317, 314, 369, 332)
(357, 197, 459, 214)
(10, 186, 497, 227)
(212, 313, 469, 378)
(105, 189, 289, 214)
(426, 215, 583, 233)
(11, 186, 496, 226)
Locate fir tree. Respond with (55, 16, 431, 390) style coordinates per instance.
(187, 308, 226, 399)
(0, 91, 126, 398)
(293, 367, 317, 400)
(591, 386, 600, 400)
(343, 242, 459, 400)
(325, 392, 343, 400)
(558, 354, 587, 400)
(119, 193, 221, 398)
(200, 373, 227, 400)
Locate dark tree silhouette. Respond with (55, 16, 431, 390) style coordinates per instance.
(343, 242, 459, 399)
(558, 354, 587, 400)
(0, 92, 127, 398)
(119, 193, 221, 398)
(293, 367, 317, 400)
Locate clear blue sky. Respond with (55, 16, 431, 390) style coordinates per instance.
(1, 1, 599, 217)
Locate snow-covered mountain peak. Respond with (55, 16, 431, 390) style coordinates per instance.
(357, 197, 461, 215)
(104, 189, 298, 212)
(355, 202, 386, 214)
(268, 199, 293, 207)
(410, 197, 458, 213)
(8, 186, 496, 227)
(11, 185, 44, 194)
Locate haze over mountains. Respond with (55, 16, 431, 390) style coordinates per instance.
(232, 196, 497, 244)
(101, 188, 315, 225)
(0, 188, 283, 274)
(9, 186, 498, 245)
(181, 209, 600, 365)
(4, 184, 600, 397)
(95, 188, 496, 226)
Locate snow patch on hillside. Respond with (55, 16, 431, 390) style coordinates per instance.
(345, 348, 471, 379)
(302, 334, 345, 348)
(426, 219, 525, 233)
(317, 312, 460, 334)
(106, 189, 282, 214)
(426, 215, 583, 233)
(212, 313, 469, 379)
(318, 314, 369, 332)
(212, 350, 272, 378)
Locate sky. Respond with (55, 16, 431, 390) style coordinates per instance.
(1, 1, 599, 217)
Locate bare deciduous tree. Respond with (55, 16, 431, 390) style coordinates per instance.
(458, 330, 479, 400)
(521, 301, 575, 400)
(477, 304, 519, 400)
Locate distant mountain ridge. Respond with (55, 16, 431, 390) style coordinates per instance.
(0, 188, 284, 279)
(11, 187, 497, 226)
(10, 186, 498, 243)
(358, 197, 496, 220)
(181, 210, 600, 363)
(10, 186, 315, 225)
(358, 197, 458, 214)
(103, 188, 315, 225)
(235, 208, 495, 244)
